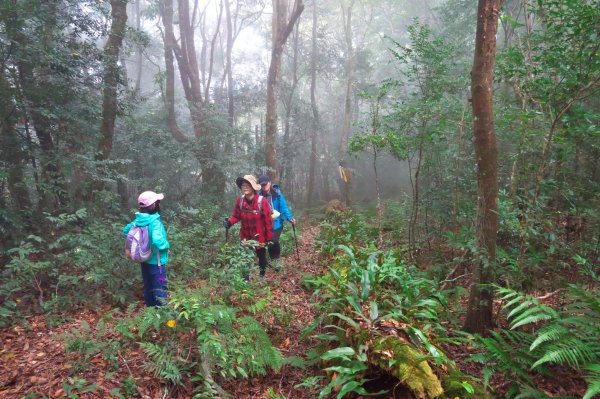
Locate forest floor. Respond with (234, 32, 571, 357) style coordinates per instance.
(0, 224, 589, 398)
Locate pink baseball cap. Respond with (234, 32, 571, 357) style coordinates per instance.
(138, 191, 164, 207)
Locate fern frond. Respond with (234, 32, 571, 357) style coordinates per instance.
(510, 307, 554, 329)
(531, 343, 597, 369)
(140, 342, 185, 385)
(583, 363, 600, 399)
(530, 324, 569, 350)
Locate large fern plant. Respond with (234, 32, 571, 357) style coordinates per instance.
(471, 285, 600, 398)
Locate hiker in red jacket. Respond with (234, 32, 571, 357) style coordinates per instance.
(224, 175, 274, 280)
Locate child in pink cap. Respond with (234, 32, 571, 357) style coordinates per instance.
(123, 191, 170, 306)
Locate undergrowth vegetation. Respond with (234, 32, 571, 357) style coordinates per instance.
(0, 194, 598, 398)
(302, 203, 598, 399)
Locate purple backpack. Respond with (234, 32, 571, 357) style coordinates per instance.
(125, 224, 153, 263)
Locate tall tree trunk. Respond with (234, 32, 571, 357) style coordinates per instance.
(338, 0, 354, 205)
(408, 139, 423, 257)
(96, 0, 128, 162)
(173, 0, 225, 195)
(281, 24, 300, 186)
(223, 0, 235, 123)
(265, 0, 304, 181)
(159, 0, 188, 143)
(464, 0, 503, 334)
(307, 0, 319, 207)
(133, 0, 143, 94)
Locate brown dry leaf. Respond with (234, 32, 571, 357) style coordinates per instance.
(283, 337, 291, 347)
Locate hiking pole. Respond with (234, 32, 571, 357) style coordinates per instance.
(223, 218, 230, 243)
(291, 223, 300, 262)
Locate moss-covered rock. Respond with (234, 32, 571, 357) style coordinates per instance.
(370, 336, 444, 399)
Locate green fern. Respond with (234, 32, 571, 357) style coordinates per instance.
(236, 316, 282, 375)
(140, 341, 189, 385)
(480, 285, 600, 396)
(469, 329, 540, 388)
(583, 363, 600, 399)
(496, 286, 558, 329)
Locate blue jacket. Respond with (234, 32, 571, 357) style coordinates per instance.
(123, 213, 170, 265)
(261, 185, 294, 231)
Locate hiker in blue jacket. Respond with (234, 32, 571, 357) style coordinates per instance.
(123, 191, 170, 307)
(258, 175, 295, 270)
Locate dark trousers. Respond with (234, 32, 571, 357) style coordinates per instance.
(268, 228, 283, 260)
(256, 247, 268, 276)
(140, 262, 168, 306)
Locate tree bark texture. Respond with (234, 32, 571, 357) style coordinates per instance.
(265, 0, 304, 181)
(464, 0, 503, 334)
(97, 0, 128, 162)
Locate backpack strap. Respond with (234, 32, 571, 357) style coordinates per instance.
(240, 194, 263, 213)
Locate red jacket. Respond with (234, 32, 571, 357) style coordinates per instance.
(228, 195, 273, 244)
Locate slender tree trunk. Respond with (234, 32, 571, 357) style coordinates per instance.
(265, 0, 304, 181)
(133, 0, 143, 94)
(203, 1, 223, 102)
(96, 0, 128, 162)
(338, 0, 354, 204)
(281, 24, 300, 185)
(464, 0, 503, 334)
(409, 140, 423, 257)
(453, 101, 468, 236)
(307, 0, 319, 207)
(223, 0, 235, 123)
(159, 0, 188, 143)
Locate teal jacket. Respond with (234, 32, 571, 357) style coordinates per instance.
(123, 213, 170, 265)
(261, 185, 294, 231)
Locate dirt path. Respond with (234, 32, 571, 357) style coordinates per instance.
(223, 224, 323, 399)
(0, 225, 324, 399)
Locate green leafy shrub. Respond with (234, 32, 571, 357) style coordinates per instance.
(0, 210, 139, 317)
(305, 245, 455, 398)
(114, 281, 283, 396)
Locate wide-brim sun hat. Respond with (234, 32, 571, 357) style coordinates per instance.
(236, 175, 260, 191)
(138, 191, 164, 207)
